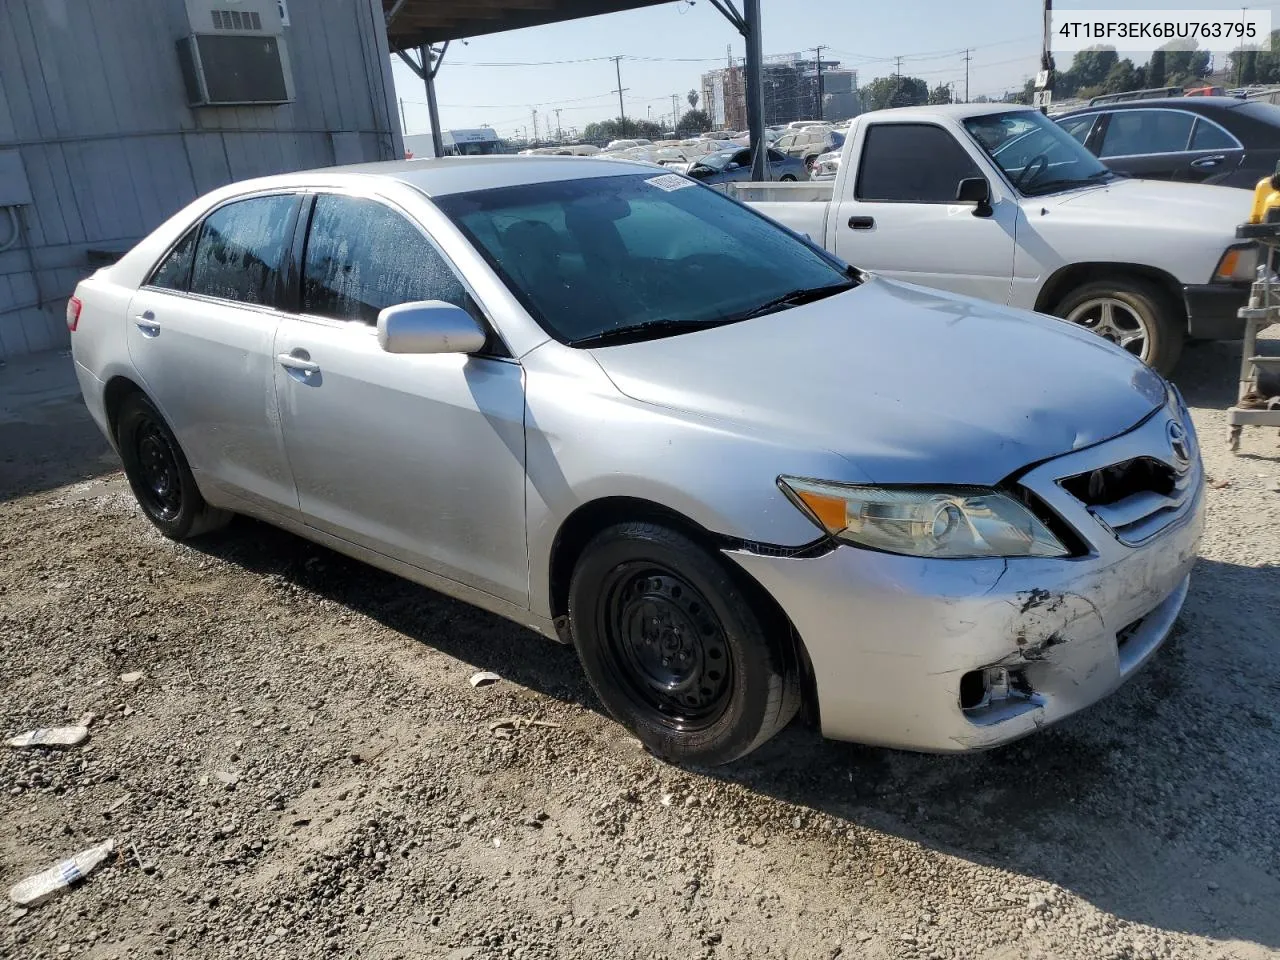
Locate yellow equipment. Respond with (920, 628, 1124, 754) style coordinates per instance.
(1242, 165, 1280, 233)
(1228, 171, 1280, 451)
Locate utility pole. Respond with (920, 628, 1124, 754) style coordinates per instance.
(893, 55, 903, 100)
(811, 45, 826, 120)
(610, 55, 628, 125)
(1039, 0, 1055, 113)
(963, 49, 972, 103)
(554, 107, 563, 141)
(531, 108, 539, 144)
(398, 98, 407, 135)
(672, 92, 680, 131)
(1237, 9, 1248, 86)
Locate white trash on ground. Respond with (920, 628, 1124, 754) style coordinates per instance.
(8, 839, 116, 907)
(7, 726, 90, 749)
(469, 671, 502, 688)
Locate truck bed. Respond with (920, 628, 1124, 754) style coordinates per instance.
(727, 181, 833, 245)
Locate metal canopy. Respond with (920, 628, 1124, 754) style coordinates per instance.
(382, 0, 671, 51)
(384, 0, 767, 180)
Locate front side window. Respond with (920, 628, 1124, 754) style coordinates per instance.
(1059, 114, 1097, 145)
(964, 110, 1112, 196)
(149, 226, 199, 291)
(189, 194, 297, 305)
(1099, 110, 1194, 157)
(856, 124, 983, 203)
(301, 194, 466, 324)
(435, 173, 854, 346)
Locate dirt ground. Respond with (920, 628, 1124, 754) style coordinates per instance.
(1, 336, 1278, 960)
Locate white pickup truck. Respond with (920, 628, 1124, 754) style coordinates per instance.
(730, 103, 1256, 372)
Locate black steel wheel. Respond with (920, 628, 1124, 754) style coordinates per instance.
(569, 521, 801, 766)
(116, 392, 231, 540)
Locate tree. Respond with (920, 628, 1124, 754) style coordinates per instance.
(676, 109, 711, 136)
(1147, 49, 1166, 87)
(687, 89, 699, 110)
(928, 83, 953, 105)
(1070, 46, 1119, 90)
(862, 75, 929, 111)
(1162, 42, 1210, 86)
(1229, 32, 1280, 84)
(582, 117, 664, 142)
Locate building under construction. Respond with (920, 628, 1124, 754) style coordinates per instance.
(702, 54, 860, 129)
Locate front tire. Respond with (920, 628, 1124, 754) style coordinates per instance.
(1054, 277, 1184, 375)
(780, 174, 798, 182)
(116, 393, 231, 540)
(568, 522, 801, 766)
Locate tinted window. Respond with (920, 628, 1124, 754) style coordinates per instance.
(302, 194, 465, 324)
(767, 148, 786, 162)
(189, 195, 296, 305)
(435, 173, 851, 345)
(1190, 117, 1237, 150)
(1060, 114, 1096, 144)
(1100, 110, 1194, 157)
(149, 226, 198, 291)
(857, 124, 982, 203)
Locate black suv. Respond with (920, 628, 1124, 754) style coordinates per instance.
(1054, 97, 1280, 189)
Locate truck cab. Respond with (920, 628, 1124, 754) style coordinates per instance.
(733, 104, 1255, 373)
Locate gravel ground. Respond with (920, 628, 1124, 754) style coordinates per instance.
(1, 337, 1278, 960)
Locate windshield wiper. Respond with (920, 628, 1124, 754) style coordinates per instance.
(1024, 169, 1114, 195)
(733, 280, 857, 321)
(567, 318, 730, 348)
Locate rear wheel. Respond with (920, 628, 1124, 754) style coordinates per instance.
(1054, 277, 1184, 375)
(568, 522, 801, 766)
(780, 174, 798, 182)
(116, 393, 231, 540)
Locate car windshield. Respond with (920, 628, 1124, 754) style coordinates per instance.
(698, 151, 738, 170)
(434, 172, 855, 346)
(963, 110, 1113, 196)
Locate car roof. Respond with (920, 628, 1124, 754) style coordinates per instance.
(1057, 96, 1247, 116)
(223, 156, 660, 199)
(868, 103, 1037, 120)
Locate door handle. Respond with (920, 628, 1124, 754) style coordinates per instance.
(277, 353, 320, 375)
(134, 312, 160, 337)
(1190, 155, 1225, 169)
(848, 216, 875, 230)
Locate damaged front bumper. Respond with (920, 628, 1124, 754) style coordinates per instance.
(727, 404, 1206, 753)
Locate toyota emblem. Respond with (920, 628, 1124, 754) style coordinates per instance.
(1167, 420, 1192, 469)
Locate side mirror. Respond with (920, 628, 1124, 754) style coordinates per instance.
(376, 300, 486, 355)
(956, 177, 993, 217)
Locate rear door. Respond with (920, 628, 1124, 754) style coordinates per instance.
(125, 193, 301, 512)
(273, 191, 529, 604)
(832, 121, 1017, 303)
(1093, 108, 1240, 181)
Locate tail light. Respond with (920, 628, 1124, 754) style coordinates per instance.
(66, 296, 82, 332)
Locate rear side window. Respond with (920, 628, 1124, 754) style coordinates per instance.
(1190, 117, 1237, 150)
(856, 124, 982, 203)
(1059, 114, 1097, 145)
(1099, 110, 1194, 157)
(301, 194, 466, 324)
(189, 195, 297, 306)
(148, 226, 198, 291)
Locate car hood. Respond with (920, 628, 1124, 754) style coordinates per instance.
(1044, 176, 1249, 233)
(587, 277, 1167, 485)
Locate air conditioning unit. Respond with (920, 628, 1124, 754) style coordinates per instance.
(177, 0, 294, 107)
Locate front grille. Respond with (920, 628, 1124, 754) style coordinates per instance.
(1060, 456, 1192, 545)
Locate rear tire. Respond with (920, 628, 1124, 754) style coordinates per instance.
(568, 522, 801, 766)
(780, 174, 798, 182)
(116, 393, 231, 540)
(1054, 277, 1184, 375)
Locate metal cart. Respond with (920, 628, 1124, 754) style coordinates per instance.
(1227, 223, 1280, 452)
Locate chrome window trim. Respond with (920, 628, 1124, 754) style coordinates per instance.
(1095, 108, 1243, 160)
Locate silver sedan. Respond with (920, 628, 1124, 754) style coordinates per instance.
(69, 157, 1204, 765)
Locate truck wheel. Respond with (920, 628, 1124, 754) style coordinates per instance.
(568, 522, 801, 766)
(1054, 278, 1184, 375)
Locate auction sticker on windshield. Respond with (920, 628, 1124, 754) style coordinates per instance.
(645, 174, 695, 192)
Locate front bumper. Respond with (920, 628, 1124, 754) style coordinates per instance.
(1183, 282, 1249, 339)
(727, 405, 1205, 753)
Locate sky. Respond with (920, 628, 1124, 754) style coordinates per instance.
(390, 0, 1280, 140)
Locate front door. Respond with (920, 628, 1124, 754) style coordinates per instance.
(273, 193, 529, 605)
(125, 193, 300, 512)
(832, 121, 1018, 304)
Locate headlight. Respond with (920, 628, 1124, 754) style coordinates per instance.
(1212, 243, 1259, 283)
(778, 477, 1069, 559)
